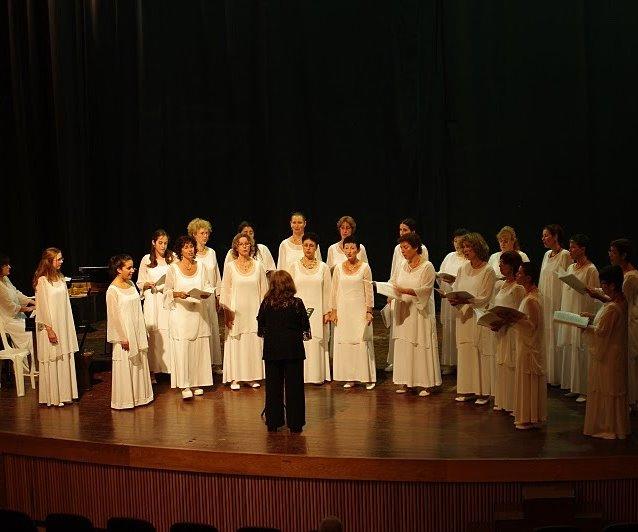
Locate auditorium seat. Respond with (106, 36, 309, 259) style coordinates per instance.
(170, 523, 218, 532)
(0, 508, 37, 532)
(45, 512, 94, 531)
(107, 516, 156, 531)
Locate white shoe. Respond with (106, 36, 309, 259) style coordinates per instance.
(193, 388, 204, 396)
(455, 395, 474, 402)
(395, 388, 407, 394)
(230, 381, 240, 390)
(474, 397, 489, 405)
(384, 364, 393, 372)
(564, 391, 578, 397)
(576, 395, 587, 403)
(57, 402, 64, 407)
(365, 383, 376, 390)
(181, 388, 193, 399)
(250, 382, 261, 389)
(343, 382, 354, 388)
(418, 389, 430, 397)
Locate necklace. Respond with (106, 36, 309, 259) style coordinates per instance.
(407, 256, 422, 271)
(301, 257, 317, 269)
(236, 257, 253, 273)
(182, 260, 195, 272)
(344, 260, 359, 273)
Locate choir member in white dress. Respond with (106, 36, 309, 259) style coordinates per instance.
(277, 211, 322, 273)
(106, 255, 154, 409)
(446, 233, 497, 404)
(0, 254, 35, 357)
(487, 226, 530, 276)
(289, 232, 332, 383)
(224, 221, 276, 274)
(188, 218, 223, 373)
(385, 218, 428, 372)
(33, 248, 79, 407)
(539, 224, 572, 386)
(330, 235, 376, 389)
(437, 228, 469, 374)
(164, 235, 214, 399)
(583, 265, 630, 440)
(221, 233, 268, 389)
(326, 216, 369, 271)
(511, 262, 547, 429)
(136, 230, 175, 381)
(490, 251, 525, 412)
(390, 233, 440, 396)
(556, 234, 600, 402)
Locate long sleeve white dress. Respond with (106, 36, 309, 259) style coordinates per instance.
(492, 280, 526, 412)
(538, 249, 572, 385)
(330, 262, 376, 383)
(197, 247, 223, 366)
(224, 244, 276, 273)
(35, 276, 79, 405)
(0, 276, 33, 354)
(438, 251, 468, 368)
(137, 255, 172, 373)
(326, 243, 368, 271)
(623, 270, 638, 408)
(453, 262, 497, 395)
(164, 263, 214, 390)
(220, 260, 268, 383)
(513, 290, 547, 426)
(277, 238, 322, 273)
(391, 259, 441, 389)
(106, 284, 153, 409)
(289, 260, 332, 383)
(557, 262, 600, 394)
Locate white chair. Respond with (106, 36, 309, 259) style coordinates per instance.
(0, 321, 36, 397)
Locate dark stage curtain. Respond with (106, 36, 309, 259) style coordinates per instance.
(2, 1, 637, 294)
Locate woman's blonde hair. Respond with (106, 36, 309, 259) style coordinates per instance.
(187, 218, 212, 237)
(230, 233, 256, 259)
(461, 233, 490, 262)
(496, 226, 520, 250)
(336, 215, 356, 234)
(33, 247, 64, 289)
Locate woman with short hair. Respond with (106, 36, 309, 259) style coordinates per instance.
(326, 215, 368, 271)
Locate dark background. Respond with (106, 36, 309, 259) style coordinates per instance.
(2, 0, 637, 296)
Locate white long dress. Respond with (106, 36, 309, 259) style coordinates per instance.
(539, 249, 572, 385)
(0, 276, 33, 354)
(513, 290, 547, 425)
(197, 247, 223, 366)
(453, 262, 497, 395)
(35, 276, 78, 405)
(557, 262, 600, 394)
(391, 259, 440, 388)
(488, 250, 530, 277)
(164, 264, 214, 389)
(326, 243, 368, 271)
(330, 262, 376, 383)
(438, 251, 468, 367)
(386, 244, 429, 367)
(289, 260, 332, 382)
(137, 255, 172, 373)
(492, 280, 526, 411)
(106, 284, 154, 409)
(623, 270, 638, 407)
(277, 238, 322, 273)
(220, 261, 268, 383)
(224, 244, 276, 273)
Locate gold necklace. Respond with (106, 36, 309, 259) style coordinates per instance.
(344, 260, 359, 273)
(237, 257, 252, 273)
(301, 257, 317, 269)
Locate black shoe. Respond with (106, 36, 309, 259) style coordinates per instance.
(289, 426, 303, 433)
(267, 426, 278, 432)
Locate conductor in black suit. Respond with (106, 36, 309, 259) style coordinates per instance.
(257, 270, 311, 433)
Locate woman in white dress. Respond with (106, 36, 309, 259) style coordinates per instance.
(437, 228, 469, 374)
(106, 255, 153, 409)
(224, 221, 276, 274)
(488, 226, 530, 276)
(326, 216, 369, 271)
(187, 218, 223, 373)
(137, 229, 175, 381)
(386, 218, 429, 372)
(583, 265, 629, 439)
(445, 233, 497, 404)
(557, 234, 600, 402)
(391, 232, 440, 396)
(164, 235, 214, 399)
(539, 224, 572, 386)
(330, 235, 376, 389)
(0, 254, 35, 355)
(33, 248, 78, 407)
(491, 251, 525, 413)
(221, 233, 268, 390)
(289, 232, 332, 383)
(277, 211, 322, 273)
(512, 262, 547, 429)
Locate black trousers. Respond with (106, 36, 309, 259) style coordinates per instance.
(264, 359, 305, 430)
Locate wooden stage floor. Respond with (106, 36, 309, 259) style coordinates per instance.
(1, 368, 638, 483)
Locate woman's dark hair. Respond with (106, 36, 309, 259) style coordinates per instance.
(400, 218, 418, 232)
(610, 238, 635, 265)
(544, 224, 564, 244)
(519, 261, 540, 286)
(599, 264, 624, 292)
(0, 253, 10, 268)
(302, 232, 320, 246)
(236, 221, 260, 258)
(173, 235, 197, 260)
(109, 254, 133, 279)
(397, 232, 422, 253)
(237, 220, 254, 233)
(569, 233, 590, 252)
(264, 270, 297, 308)
(461, 233, 490, 262)
(499, 250, 523, 277)
(149, 229, 174, 268)
(342, 235, 361, 250)
(452, 228, 470, 238)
